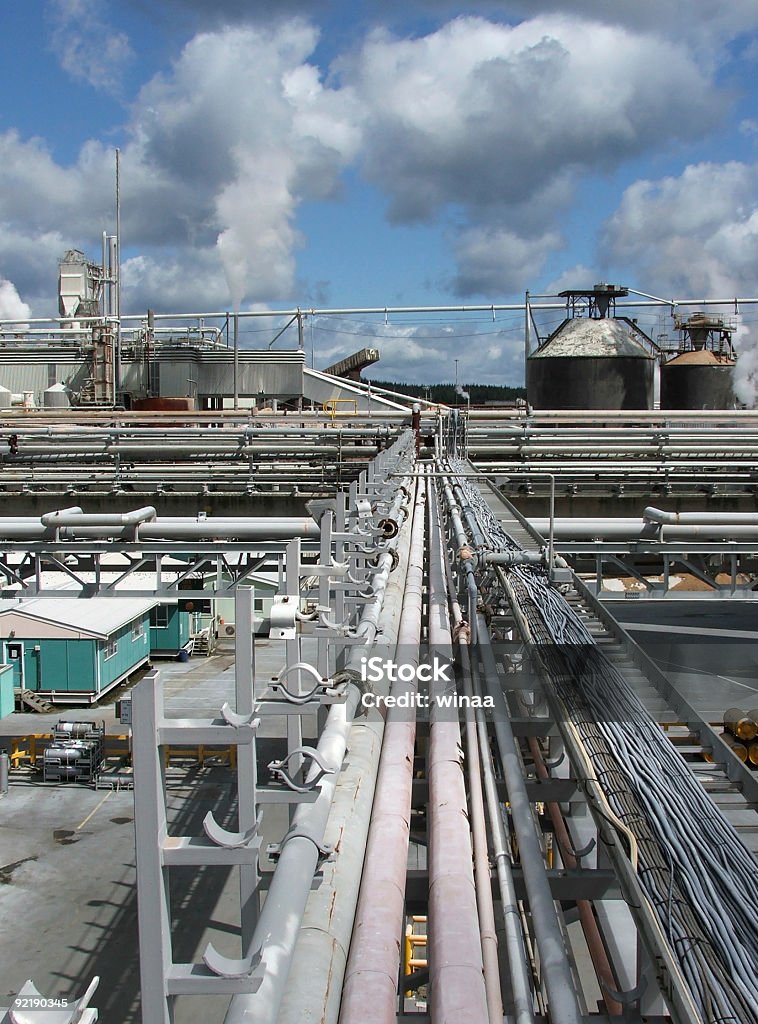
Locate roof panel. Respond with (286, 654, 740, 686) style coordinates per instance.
(0, 596, 157, 639)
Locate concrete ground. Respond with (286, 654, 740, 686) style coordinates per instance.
(0, 640, 298, 1024)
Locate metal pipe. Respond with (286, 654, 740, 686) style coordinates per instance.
(225, 464, 410, 1024)
(426, 477, 489, 1024)
(527, 736, 622, 1016)
(40, 506, 156, 528)
(476, 611, 583, 1024)
(471, 659, 537, 1024)
(233, 312, 239, 411)
(438, 466, 537, 1024)
(339, 477, 426, 1024)
(8, 294, 758, 330)
(0, 515, 322, 542)
(483, 550, 546, 567)
(644, 507, 758, 526)
(442, 535, 503, 1024)
(114, 148, 121, 401)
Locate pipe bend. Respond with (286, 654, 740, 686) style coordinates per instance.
(40, 505, 156, 528)
(642, 506, 670, 524)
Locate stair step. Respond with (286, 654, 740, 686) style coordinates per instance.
(18, 689, 55, 713)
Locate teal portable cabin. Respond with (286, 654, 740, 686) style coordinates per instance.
(0, 663, 13, 719)
(149, 602, 191, 656)
(0, 596, 155, 704)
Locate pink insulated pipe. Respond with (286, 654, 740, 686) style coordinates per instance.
(339, 475, 427, 1024)
(426, 478, 489, 1024)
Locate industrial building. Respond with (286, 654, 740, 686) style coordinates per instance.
(1, 270, 758, 1024)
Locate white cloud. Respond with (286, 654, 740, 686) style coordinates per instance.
(0, 9, 741, 324)
(601, 162, 758, 296)
(337, 14, 724, 295)
(424, 1, 758, 46)
(453, 225, 562, 295)
(0, 21, 360, 313)
(49, 0, 133, 94)
(130, 21, 359, 307)
(342, 16, 722, 218)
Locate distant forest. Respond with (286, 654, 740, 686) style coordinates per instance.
(367, 379, 527, 405)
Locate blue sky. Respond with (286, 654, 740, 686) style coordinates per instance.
(1, 0, 758, 385)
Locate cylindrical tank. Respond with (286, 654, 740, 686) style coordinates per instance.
(43, 383, 70, 409)
(527, 318, 654, 410)
(660, 349, 735, 409)
(55, 721, 95, 738)
(0, 386, 11, 410)
(44, 742, 87, 778)
(719, 732, 748, 762)
(724, 708, 757, 741)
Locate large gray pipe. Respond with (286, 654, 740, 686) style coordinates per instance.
(644, 506, 758, 526)
(442, 537, 504, 1024)
(0, 515, 321, 542)
(41, 506, 156, 527)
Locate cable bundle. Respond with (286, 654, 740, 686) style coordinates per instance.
(449, 462, 758, 1024)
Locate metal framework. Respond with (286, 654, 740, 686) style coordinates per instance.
(4, 414, 758, 1024)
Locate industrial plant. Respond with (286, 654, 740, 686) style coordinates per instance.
(1, 258, 758, 1024)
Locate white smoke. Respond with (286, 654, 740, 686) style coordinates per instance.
(733, 323, 758, 408)
(0, 277, 31, 325)
(455, 384, 471, 402)
(216, 150, 301, 312)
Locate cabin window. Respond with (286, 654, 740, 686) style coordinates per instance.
(150, 606, 169, 628)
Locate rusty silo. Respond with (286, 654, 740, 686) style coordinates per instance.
(660, 312, 736, 410)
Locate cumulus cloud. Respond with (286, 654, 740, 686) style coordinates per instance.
(343, 16, 722, 217)
(0, 8, 741, 322)
(0, 21, 360, 313)
(336, 15, 724, 295)
(119, 21, 361, 306)
(413, 0, 758, 45)
(49, 0, 133, 94)
(453, 225, 562, 295)
(137, 0, 758, 48)
(601, 162, 758, 296)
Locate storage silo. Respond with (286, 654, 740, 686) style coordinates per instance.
(660, 313, 736, 410)
(527, 286, 655, 410)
